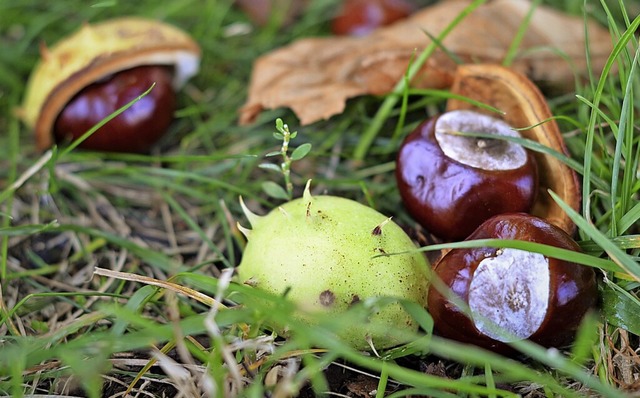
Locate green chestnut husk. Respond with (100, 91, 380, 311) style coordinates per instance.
(236, 181, 430, 350)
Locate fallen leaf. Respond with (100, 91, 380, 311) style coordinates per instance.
(239, 0, 612, 125)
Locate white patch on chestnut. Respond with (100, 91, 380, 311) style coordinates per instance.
(468, 248, 549, 342)
(434, 110, 528, 171)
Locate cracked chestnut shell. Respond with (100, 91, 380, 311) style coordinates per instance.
(427, 213, 597, 354)
(20, 17, 201, 152)
(396, 110, 538, 241)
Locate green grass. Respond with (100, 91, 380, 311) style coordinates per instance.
(0, 0, 639, 396)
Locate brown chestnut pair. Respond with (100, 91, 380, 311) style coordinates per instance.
(395, 103, 596, 353)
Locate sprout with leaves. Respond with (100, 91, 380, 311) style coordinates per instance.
(259, 118, 312, 201)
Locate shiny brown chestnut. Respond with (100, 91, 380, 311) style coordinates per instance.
(20, 17, 201, 152)
(396, 110, 538, 241)
(446, 64, 581, 235)
(236, 0, 309, 27)
(331, 0, 416, 36)
(53, 65, 176, 153)
(427, 213, 598, 354)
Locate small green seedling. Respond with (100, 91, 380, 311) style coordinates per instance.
(259, 118, 312, 201)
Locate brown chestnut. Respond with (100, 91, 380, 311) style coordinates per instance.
(446, 64, 581, 235)
(236, 0, 309, 27)
(20, 17, 201, 152)
(427, 213, 598, 354)
(53, 65, 176, 153)
(396, 110, 538, 241)
(331, 0, 416, 36)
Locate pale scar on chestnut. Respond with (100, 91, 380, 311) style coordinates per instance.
(435, 110, 528, 171)
(469, 248, 549, 342)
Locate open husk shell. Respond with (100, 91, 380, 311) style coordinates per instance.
(446, 64, 580, 235)
(20, 17, 201, 150)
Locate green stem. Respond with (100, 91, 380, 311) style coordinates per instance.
(278, 120, 294, 199)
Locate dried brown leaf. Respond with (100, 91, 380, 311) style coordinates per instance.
(239, 0, 612, 125)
